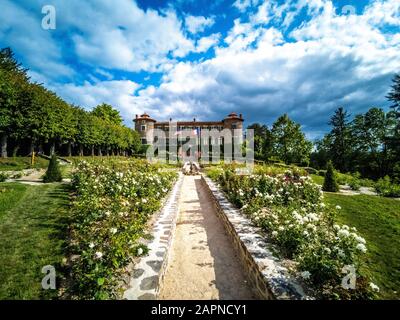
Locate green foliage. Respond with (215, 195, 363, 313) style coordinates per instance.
(323, 161, 339, 192)
(92, 103, 123, 125)
(69, 159, 177, 299)
(0, 172, 8, 182)
(0, 48, 141, 158)
(375, 176, 400, 198)
(349, 179, 361, 191)
(325, 193, 400, 299)
(328, 107, 351, 172)
(43, 155, 63, 183)
(207, 165, 373, 299)
(271, 114, 312, 165)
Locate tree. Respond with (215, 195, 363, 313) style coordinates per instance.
(247, 123, 272, 160)
(43, 154, 63, 183)
(323, 161, 339, 192)
(386, 74, 400, 161)
(92, 103, 123, 125)
(271, 114, 312, 165)
(310, 135, 332, 169)
(0, 48, 30, 157)
(328, 107, 351, 172)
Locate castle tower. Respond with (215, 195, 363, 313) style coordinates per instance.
(134, 113, 156, 145)
(222, 112, 244, 130)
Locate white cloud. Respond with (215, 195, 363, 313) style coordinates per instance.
(52, 80, 141, 123)
(0, 0, 74, 81)
(196, 33, 221, 52)
(185, 15, 215, 34)
(129, 0, 400, 136)
(233, 0, 261, 12)
(0, 0, 198, 75)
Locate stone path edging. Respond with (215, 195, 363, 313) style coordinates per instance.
(123, 173, 183, 300)
(201, 175, 313, 300)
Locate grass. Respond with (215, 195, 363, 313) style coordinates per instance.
(0, 157, 49, 171)
(324, 193, 400, 300)
(311, 174, 324, 185)
(0, 182, 70, 300)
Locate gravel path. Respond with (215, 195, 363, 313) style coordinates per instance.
(159, 175, 256, 300)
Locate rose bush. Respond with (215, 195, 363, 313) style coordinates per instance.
(208, 165, 375, 299)
(69, 159, 177, 299)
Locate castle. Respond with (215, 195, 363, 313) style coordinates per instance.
(134, 112, 244, 145)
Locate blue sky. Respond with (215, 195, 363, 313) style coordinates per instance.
(0, 0, 399, 139)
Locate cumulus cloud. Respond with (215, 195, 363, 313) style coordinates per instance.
(129, 0, 400, 137)
(2, 0, 399, 138)
(196, 33, 221, 52)
(185, 15, 215, 34)
(0, 0, 198, 74)
(52, 80, 142, 123)
(0, 0, 74, 81)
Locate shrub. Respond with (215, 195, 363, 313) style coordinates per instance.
(375, 176, 400, 198)
(323, 161, 339, 192)
(43, 155, 63, 183)
(207, 165, 373, 299)
(12, 172, 23, 179)
(318, 170, 326, 177)
(0, 172, 8, 182)
(349, 179, 361, 191)
(69, 160, 177, 299)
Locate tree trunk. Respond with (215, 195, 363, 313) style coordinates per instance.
(12, 145, 20, 157)
(1, 133, 8, 158)
(98, 147, 102, 156)
(39, 144, 44, 155)
(50, 140, 56, 156)
(79, 145, 84, 157)
(91, 146, 95, 156)
(30, 140, 35, 155)
(67, 142, 72, 157)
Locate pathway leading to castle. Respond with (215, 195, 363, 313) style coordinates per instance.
(159, 175, 256, 300)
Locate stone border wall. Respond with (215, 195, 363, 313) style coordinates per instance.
(201, 175, 312, 300)
(123, 173, 183, 300)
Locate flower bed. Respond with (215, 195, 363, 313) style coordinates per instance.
(206, 165, 378, 299)
(69, 159, 177, 299)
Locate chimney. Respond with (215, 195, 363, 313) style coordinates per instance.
(193, 118, 196, 122)
(239, 113, 242, 119)
(135, 114, 138, 119)
(169, 118, 172, 122)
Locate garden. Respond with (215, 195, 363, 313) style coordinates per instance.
(0, 157, 178, 300)
(68, 158, 177, 299)
(205, 163, 396, 299)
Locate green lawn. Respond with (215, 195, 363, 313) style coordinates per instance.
(0, 182, 70, 299)
(0, 157, 49, 171)
(311, 174, 324, 185)
(324, 193, 400, 299)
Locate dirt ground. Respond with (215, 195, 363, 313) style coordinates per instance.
(159, 175, 256, 300)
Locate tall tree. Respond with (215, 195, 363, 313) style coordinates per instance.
(247, 123, 272, 160)
(328, 107, 351, 172)
(386, 74, 400, 162)
(0, 48, 29, 157)
(92, 103, 123, 125)
(271, 114, 312, 165)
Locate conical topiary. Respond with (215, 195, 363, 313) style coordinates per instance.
(43, 154, 63, 183)
(323, 160, 339, 192)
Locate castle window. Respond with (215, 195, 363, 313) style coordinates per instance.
(141, 138, 147, 144)
(141, 125, 146, 131)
